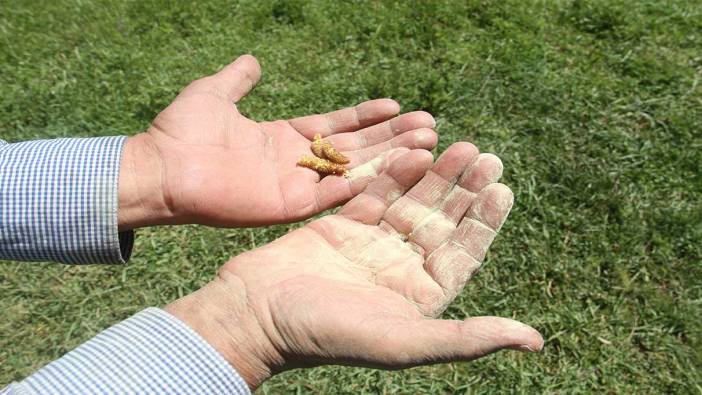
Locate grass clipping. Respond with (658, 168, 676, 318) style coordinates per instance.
(298, 134, 350, 176)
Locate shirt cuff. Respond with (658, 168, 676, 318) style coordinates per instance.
(0, 137, 133, 264)
(3, 308, 251, 395)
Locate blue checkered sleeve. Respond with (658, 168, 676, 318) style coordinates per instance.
(1, 308, 251, 394)
(0, 137, 133, 264)
(0, 138, 252, 393)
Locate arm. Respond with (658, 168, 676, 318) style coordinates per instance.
(164, 143, 543, 390)
(1, 55, 437, 264)
(4, 143, 542, 393)
(0, 136, 133, 264)
(1, 309, 250, 394)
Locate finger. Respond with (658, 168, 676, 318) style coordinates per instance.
(345, 128, 438, 167)
(438, 153, 504, 224)
(339, 149, 434, 225)
(369, 317, 543, 368)
(325, 111, 435, 151)
(425, 183, 514, 296)
(406, 142, 479, 207)
(381, 143, 479, 253)
(288, 99, 401, 139)
(210, 54, 262, 102)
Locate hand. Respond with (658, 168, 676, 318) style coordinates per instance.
(166, 143, 543, 390)
(118, 55, 438, 229)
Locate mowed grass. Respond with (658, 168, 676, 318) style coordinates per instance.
(1, 0, 701, 393)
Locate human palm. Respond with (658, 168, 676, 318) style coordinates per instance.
(135, 55, 437, 227)
(215, 144, 542, 379)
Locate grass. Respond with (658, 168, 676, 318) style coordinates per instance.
(1, 0, 700, 393)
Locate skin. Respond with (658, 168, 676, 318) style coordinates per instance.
(112, 54, 541, 390)
(166, 143, 544, 390)
(117, 55, 438, 229)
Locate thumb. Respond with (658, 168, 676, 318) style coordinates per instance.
(211, 54, 262, 102)
(379, 317, 543, 367)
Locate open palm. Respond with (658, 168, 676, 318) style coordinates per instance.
(134, 55, 437, 227)
(217, 143, 543, 378)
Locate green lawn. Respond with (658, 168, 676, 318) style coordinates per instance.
(1, 0, 700, 393)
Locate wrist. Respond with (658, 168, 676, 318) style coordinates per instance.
(164, 267, 284, 390)
(118, 133, 174, 230)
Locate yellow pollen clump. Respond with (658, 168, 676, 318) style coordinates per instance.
(297, 155, 348, 176)
(318, 135, 350, 165)
(311, 133, 327, 158)
(298, 134, 350, 176)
